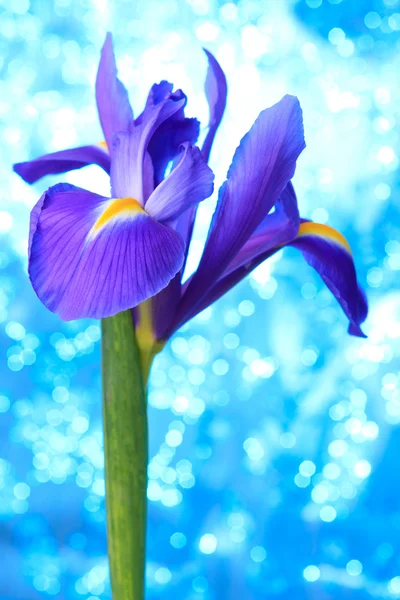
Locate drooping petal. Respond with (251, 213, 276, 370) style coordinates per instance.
(201, 49, 227, 162)
(180, 95, 305, 314)
(13, 145, 110, 184)
(288, 221, 368, 337)
(29, 183, 185, 321)
(167, 220, 368, 340)
(145, 143, 214, 223)
(96, 33, 134, 150)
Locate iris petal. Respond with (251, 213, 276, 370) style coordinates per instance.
(202, 49, 227, 162)
(96, 33, 134, 151)
(163, 183, 297, 337)
(111, 95, 187, 203)
(173, 51, 227, 263)
(148, 117, 200, 188)
(110, 131, 147, 201)
(13, 145, 110, 184)
(223, 182, 299, 276)
(139, 143, 214, 341)
(181, 95, 305, 315)
(143, 81, 174, 110)
(145, 143, 214, 223)
(289, 222, 368, 337)
(29, 183, 185, 321)
(167, 190, 367, 339)
(140, 84, 200, 186)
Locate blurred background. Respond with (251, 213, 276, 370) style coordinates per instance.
(1, 0, 399, 598)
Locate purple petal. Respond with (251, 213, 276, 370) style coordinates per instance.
(111, 95, 187, 203)
(110, 131, 145, 201)
(289, 222, 368, 337)
(142, 84, 200, 186)
(136, 87, 186, 127)
(166, 249, 278, 338)
(141, 85, 187, 123)
(164, 183, 298, 338)
(29, 183, 185, 321)
(148, 164, 207, 337)
(166, 244, 280, 339)
(144, 81, 174, 108)
(145, 143, 214, 223)
(148, 149, 211, 338)
(13, 145, 110, 184)
(202, 49, 227, 162)
(148, 116, 200, 187)
(96, 33, 134, 150)
(224, 182, 299, 275)
(173, 51, 227, 256)
(140, 144, 213, 340)
(166, 210, 368, 341)
(181, 95, 305, 314)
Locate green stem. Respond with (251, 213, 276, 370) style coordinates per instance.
(102, 310, 148, 600)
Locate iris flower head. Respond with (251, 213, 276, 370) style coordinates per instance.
(15, 33, 368, 362)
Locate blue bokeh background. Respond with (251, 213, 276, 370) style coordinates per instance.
(1, 0, 400, 598)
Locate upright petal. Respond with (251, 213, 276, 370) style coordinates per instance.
(111, 94, 187, 203)
(148, 116, 200, 187)
(145, 143, 214, 223)
(141, 84, 200, 186)
(137, 144, 214, 343)
(136, 89, 186, 143)
(13, 145, 110, 184)
(181, 95, 305, 313)
(288, 221, 368, 337)
(143, 81, 174, 110)
(173, 51, 227, 262)
(140, 84, 187, 124)
(29, 183, 185, 321)
(202, 49, 227, 162)
(110, 131, 145, 201)
(96, 33, 134, 150)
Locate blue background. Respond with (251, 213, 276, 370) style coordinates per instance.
(1, 0, 400, 598)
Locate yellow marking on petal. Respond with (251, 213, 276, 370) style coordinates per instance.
(97, 140, 108, 151)
(297, 222, 352, 254)
(136, 299, 165, 386)
(93, 197, 144, 233)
